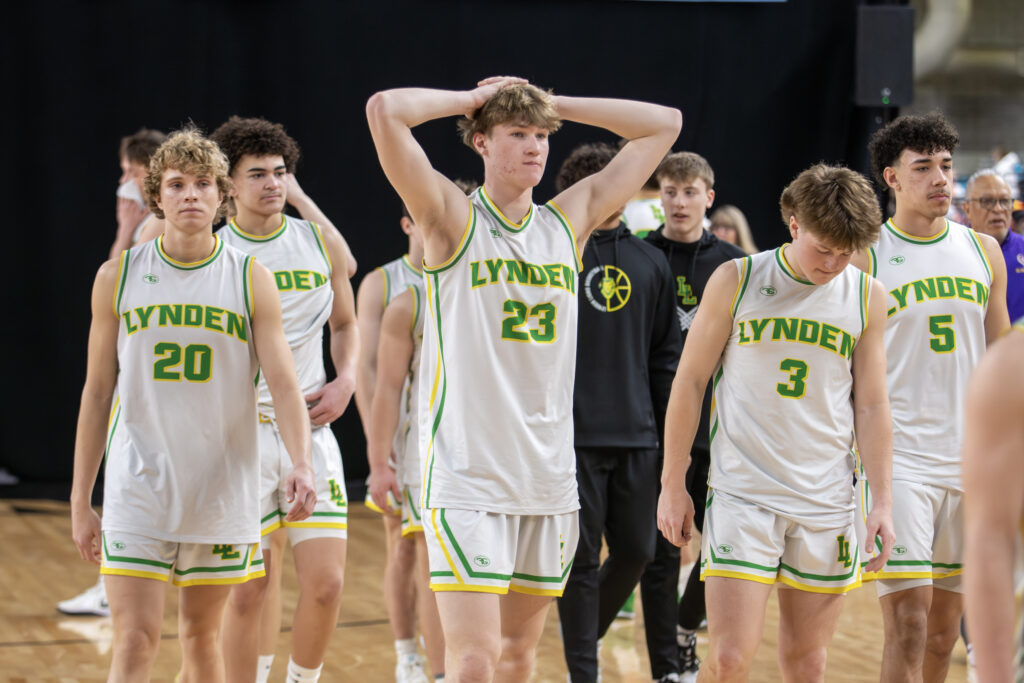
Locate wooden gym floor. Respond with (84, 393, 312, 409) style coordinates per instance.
(0, 499, 968, 682)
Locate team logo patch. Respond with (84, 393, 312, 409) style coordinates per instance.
(489, 227, 502, 238)
(111, 541, 127, 551)
(759, 286, 777, 296)
(893, 545, 908, 555)
(1017, 253, 1024, 267)
(583, 265, 632, 312)
(717, 544, 733, 554)
(888, 255, 906, 266)
(142, 273, 160, 284)
(473, 554, 491, 568)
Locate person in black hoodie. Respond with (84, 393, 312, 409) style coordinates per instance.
(554, 142, 682, 683)
(644, 152, 747, 682)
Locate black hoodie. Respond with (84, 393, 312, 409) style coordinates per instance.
(645, 226, 747, 457)
(573, 223, 682, 449)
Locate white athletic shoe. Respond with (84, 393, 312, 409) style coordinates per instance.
(395, 653, 430, 683)
(56, 578, 110, 617)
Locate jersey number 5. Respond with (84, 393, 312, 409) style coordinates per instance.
(928, 314, 956, 353)
(776, 358, 808, 399)
(501, 300, 556, 343)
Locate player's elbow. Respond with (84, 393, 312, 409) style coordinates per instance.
(666, 107, 683, 135)
(366, 91, 398, 129)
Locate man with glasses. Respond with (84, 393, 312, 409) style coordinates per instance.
(964, 169, 1024, 320)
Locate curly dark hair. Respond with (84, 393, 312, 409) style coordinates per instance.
(210, 116, 301, 175)
(868, 112, 959, 188)
(555, 142, 617, 192)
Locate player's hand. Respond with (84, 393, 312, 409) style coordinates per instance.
(368, 462, 402, 514)
(116, 197, 148, 234)
(657, 486, 695, 548)
(305, 372, 355, 426)
(282, 173, 308, 205)
(465, 76, 529, 116)
(863, 505, 896, 574)
(284, 463, 317, 522)
(71, 505, 103, 565)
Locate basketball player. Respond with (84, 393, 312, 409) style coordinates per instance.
(857, 113, 1009, 681)
(60, 128, 170, 618)
(211, 116, 357, 683)
(369, 281, 445, 681)
(658, 164, 895, 682)
(366, 77, 680, 681)
(108, 129, 167, 263)
(70, 127, 317, 682)
(963, 316, 1024, 682)
(355, 203, 428, 682)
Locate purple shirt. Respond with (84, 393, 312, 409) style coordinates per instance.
(1003, 230, 1024, 321)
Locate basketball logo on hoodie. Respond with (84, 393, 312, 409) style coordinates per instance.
(584, 265, 632, 312)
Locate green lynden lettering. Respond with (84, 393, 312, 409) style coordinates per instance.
(123, 303, 248, 342)
(887, 276, 989, 318)
(467, 259, 576, 295)
(737, 317, 855, 359)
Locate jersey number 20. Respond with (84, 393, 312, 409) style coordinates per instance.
(153, 342, 213, 382)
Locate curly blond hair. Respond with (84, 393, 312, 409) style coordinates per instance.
(144, 127, 232, 221)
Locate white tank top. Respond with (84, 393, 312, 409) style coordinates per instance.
(710, 247, 870, 526)
(419, 188, 583, 514)
(104, 236, 260, 543)
(867, 219, 993, 490)
(219, 215, 333, 417)
(379, 254, 423, 309)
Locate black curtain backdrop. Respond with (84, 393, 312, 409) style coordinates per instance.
(3, 0, 874, 494)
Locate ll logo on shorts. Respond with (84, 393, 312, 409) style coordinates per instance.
(717, 544, 733, 554)
(111, 540, 127, 551)
(473, 554, 491, 568)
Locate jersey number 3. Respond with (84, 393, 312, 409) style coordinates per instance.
(776, 358, 808, 399)
(501, 300, 556, 343)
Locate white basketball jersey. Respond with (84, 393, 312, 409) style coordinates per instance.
(379, 254, 423, 309)
(396, 284, 425, 488)
(868, 219, 993, 490)
(419, 188, 582, 514)
(104, 236, 260, 543)
(710, 247, 870, 526)
(219, 215, 333, 418)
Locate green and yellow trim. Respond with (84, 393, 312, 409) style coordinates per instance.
(730, 256, 752, 316)
(776, 244, 812, 285)
(423, 206, 477, 275)
(156, 235, 224, 271)
(544, 201, 584, 272)
(884, 218, 949, 245)
(309, 221, 333, 274)
(859, 271, 871, 334)
(113, 248, 131, 316)
(226, 216, 287, 243)
(479, 186, 533, 233)
(964, 226, 994, 283)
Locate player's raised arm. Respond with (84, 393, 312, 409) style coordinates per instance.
(366, 80, 522, 258)
(852, 278, 895, 573)
(551, 97, 681, 246)
(657, 260, 737, 547)
(249, 261, 316, 522)
(70, 259, 121, 564)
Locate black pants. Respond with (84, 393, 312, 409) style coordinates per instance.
(639, 453, 709, 679)
(558, 447, 659, 683)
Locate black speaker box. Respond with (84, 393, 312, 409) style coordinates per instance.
(855, 5, 915, 107)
